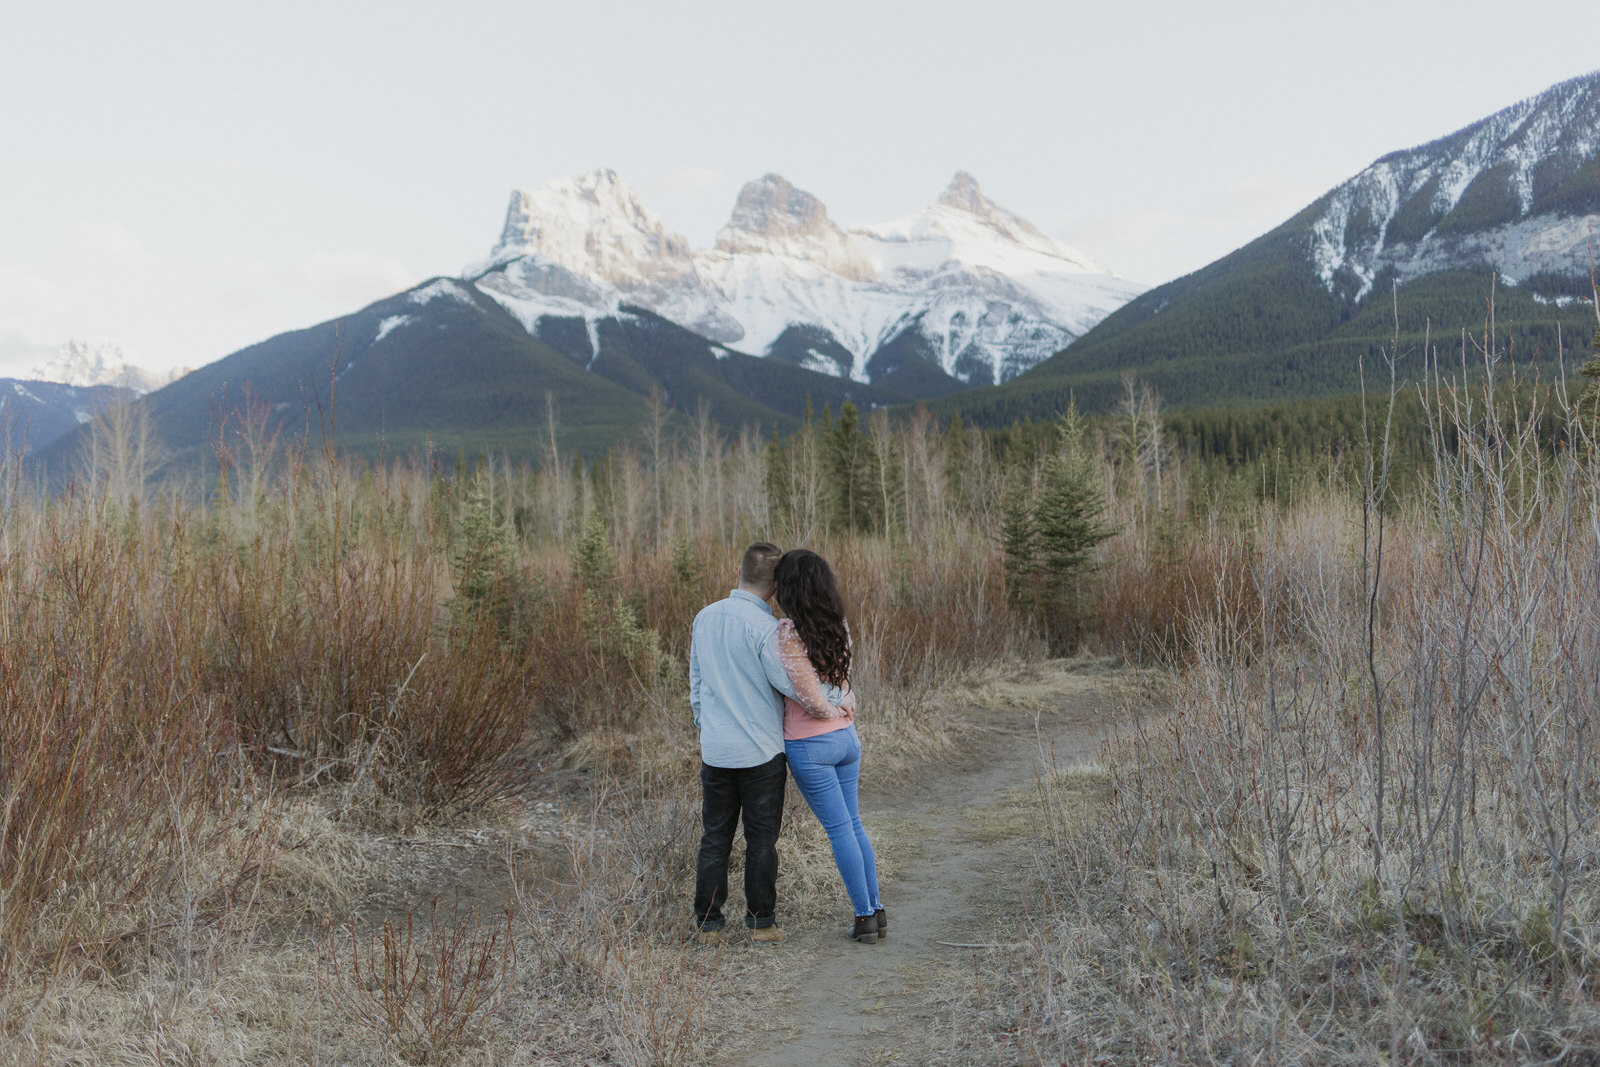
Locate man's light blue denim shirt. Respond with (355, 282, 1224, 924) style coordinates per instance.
(689, 589, 798, 768)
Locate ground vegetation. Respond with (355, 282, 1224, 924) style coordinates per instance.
(3, 295, 1598, 1062)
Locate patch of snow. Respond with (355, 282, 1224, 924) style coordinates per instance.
(585, 318, 602, 370)
(477, 275, 615, 334)
(1311, 160, 1404, 300)
(374, 314, 412, 343)
(800, 348, 839, 375)
(1376, 212, 1600, 290)
(407, 279, 476, 307)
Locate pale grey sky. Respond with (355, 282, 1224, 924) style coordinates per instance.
(1, 0, 1594, 375)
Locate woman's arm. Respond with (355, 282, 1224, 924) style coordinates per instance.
(776, 620, 851, 719)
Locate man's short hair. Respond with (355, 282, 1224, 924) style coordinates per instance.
(740, 541, 782, 587)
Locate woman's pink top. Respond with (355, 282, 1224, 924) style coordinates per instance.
(776, 618, 856, 741)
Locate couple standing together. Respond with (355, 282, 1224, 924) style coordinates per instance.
(688, 542, 886, 945)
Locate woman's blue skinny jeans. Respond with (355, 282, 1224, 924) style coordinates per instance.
(785, 723, 882, 918)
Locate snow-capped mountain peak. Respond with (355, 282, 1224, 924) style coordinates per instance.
(859, 172, 1107, 276)
(485, 168, 695, 287)
(938, 170, 1095, 265)
(467, 169, 1145, 387)
(936, 170, 988, 215)
(717, 173, 838, 248)
(26, 339, 179, 394)
(713, 173, 875, 281)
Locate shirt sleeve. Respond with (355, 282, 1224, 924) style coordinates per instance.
(775, 620, 850, 720)
(757, 621, 799, 701)
(688, 633, 703, 727)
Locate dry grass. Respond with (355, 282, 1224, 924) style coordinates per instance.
(981, 340, 1600, 1063)
(27, 346, 1596, 1062)
(0, 411, 1038, 1061)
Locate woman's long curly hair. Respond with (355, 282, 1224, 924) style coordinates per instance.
(774, 549, 851, 688)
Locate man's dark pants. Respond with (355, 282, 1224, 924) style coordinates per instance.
(694, 752, 787, 930)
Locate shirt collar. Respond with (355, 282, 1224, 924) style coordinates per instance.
(729, 588, 773, 614)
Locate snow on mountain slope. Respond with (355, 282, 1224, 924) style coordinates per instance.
(1, 375, 132, 453)
(466, 169, 1144, 387)
(853, 172, 1145, 382)
(1309, 71, 1600, 302)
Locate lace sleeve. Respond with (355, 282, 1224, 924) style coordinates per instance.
(776, 619, 849, 720)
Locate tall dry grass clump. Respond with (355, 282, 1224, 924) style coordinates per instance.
(0, 491, 270, 1039)
(1018, 323, 1600, 1062)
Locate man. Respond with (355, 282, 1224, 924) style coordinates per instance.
(687, 541, 801, 944)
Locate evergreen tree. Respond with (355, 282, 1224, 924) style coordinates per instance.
(1576, 324, 1600, 434)
(999, 467, 1036, 609)
(591, 448, 618, 525)
(670, 536, 702, 587)
(998, 403, 1119, 649)
(572, 516, 616, 589)
(944, 414, 970, 511)
(828, 401, 874, 532)
(764, 426, 792, 537)
(1034, 408, 1117, 625)
(452, 469, 515, 627)
(1002, 417, 1038, 475)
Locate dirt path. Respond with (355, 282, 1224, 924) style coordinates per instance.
(725, 665, 1117, 1067)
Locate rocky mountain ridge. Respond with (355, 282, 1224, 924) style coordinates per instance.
(1308, 71, 1600, 302)
(468, 169, 1144, 388)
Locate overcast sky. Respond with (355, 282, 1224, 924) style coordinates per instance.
(1, 0, 1594, 376)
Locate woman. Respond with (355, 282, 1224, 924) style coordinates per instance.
(773, 548, 885, 945)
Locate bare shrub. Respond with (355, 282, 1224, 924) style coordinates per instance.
(0, 499, 259, 956)
(319, 903, 516, 1063)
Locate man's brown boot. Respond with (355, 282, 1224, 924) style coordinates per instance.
(748, 925, 787, 944)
